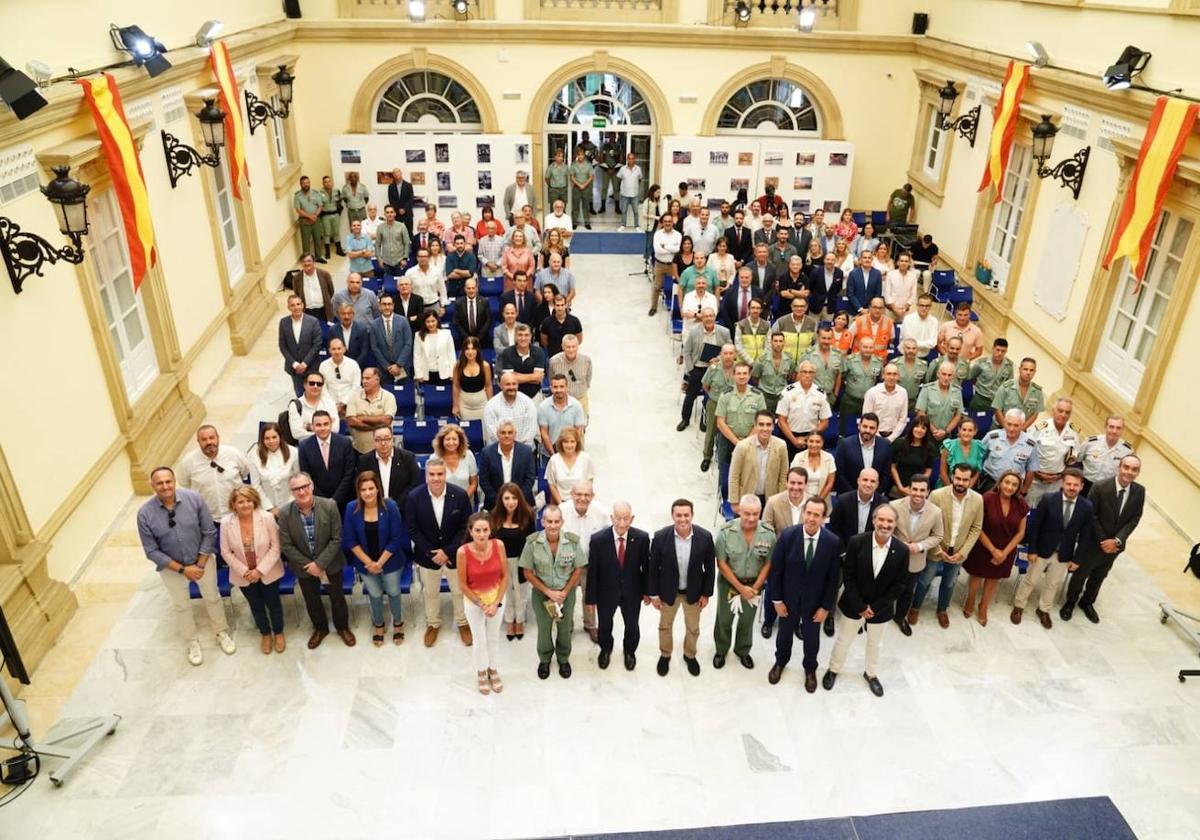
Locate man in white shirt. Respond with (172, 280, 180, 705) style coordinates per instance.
(318, 337, 362, 417)
(360, 203, 382, 241)
(403, 247, 448, 313)
(650, 212, 682, 316)
(615, 152, 643, 231)
(543, 199, 574, 239)
(862, 363, 909, 441)
(288, 372, 339, 442)
(176, 425, 261, 520)
(681, 277, 719, 324)
(883, 252, 920, 318)
(684, 208, 721, 256)
(560, 481, 609, 642)
(477, 220, 506, 279)
(483, 371, 539, 448)
(900, 294, 939, 358)
(503, 170, 535, 223)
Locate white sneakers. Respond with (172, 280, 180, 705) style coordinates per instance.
(617, 226, 626, 232)
(187, 638, 203, 666)
(216, 631, 237, 655)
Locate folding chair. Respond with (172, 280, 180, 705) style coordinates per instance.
(394, 419, 441, 454)
(479, 277, 504, 298)
(391, 382, 418, 418)
(929, 270, 957, 302)
(971, 411, 993, 435)
(458, 419, 484, 449)
(422, 384, 454, 418)
(852, 211, 867, 228)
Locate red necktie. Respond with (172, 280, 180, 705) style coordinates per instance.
(468, 299, 476, 333)
(617, 535, 626, 569)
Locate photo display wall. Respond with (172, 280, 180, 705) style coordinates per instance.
(659, 136, 855, 219)
(328, 133, 534, 220)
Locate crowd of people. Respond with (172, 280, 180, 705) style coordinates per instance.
(136, 164, 1148, 699)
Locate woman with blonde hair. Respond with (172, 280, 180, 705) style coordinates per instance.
(544, 427, 595, 505)
(501, 228, 535, 292)
(542, 226, 571, 270)
(433, 423, 479, 501)
(220, 486, 285, 653)
(457, 512, 510, 693)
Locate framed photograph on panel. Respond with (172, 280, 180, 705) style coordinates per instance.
(737, 152, 753, 165)
(438, 195, 458, 209)
(476, 144, 491, 163)
(478, 171, 493, 190)
(410, 172, 426, 186)
(709, 151, 729, 165)
(406, 149, 426, 163)
(796, 152, 816, 166)
(764, 152, 784, 166)
(793, 176, 813, 190)
(730, 178, 749, 192)
(376, 171, 394, 185)
(764, 176, 779, 190)
(672, 151, 692, 165)
(828, 153, 849, 166)
(792, 199, 811, 214)
(437, 171, 451, 191)
(435, 143, 450, 163)
(516, 143, 531, 164)
(476, 195, 496, 208)
(686, 177, 706, 192)
(823, 200, 843, 212)
(340, 149, 362, 164)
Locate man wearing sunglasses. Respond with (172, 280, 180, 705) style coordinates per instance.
(137, 466, 237, 666)
(175, 424, 262, 521)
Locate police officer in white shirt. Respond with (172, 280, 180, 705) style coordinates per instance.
(1074, 414, 1135, 495)
(1024, 397, 1082, 506)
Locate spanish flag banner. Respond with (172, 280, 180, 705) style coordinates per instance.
(76, 73, 157, 290)
(978, 61, 1030, 204)
(209, 40, 249, 200)
(1102, 96, 1198, 289)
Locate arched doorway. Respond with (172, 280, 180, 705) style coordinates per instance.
(543, 73, 656, 220)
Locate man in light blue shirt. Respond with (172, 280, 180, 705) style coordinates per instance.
(534, 251, 577, 308)
(537, 374, 586, 458)
(342, 219, 375, 276)
(330, 273, 380, 326)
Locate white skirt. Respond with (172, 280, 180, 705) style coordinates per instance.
(459, 389, 488, 420)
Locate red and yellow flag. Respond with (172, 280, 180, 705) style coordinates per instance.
(1102, 96, 1198, 289)
(209, 40, 249, 200)
(76, 73, 157, 290)
(978, 61, 1030, 203)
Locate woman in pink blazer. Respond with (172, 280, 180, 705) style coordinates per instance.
(221, 486, 285, 654)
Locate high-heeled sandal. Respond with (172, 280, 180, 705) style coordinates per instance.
(514, 621, 524, 640)
(977, 610, 988, 627)
(392, 623, 404, 645)
(477, 670, 491, 695)
(372, 625, 385, 647)
(505, 622, 515, 641)
(488, 669, 503, 693)
(962, 604, 974, 619)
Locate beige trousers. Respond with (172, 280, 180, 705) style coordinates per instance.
(828, 611, 886, 678)
(658, 597, 702, 658)
(419, 565, 467, 628)
(159, 562, 228, 641)
(1014, 552, 1069, 612)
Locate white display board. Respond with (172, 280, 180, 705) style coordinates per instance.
(1033, 203, 1089, 321)
(328, 133, 533, 225)
(660, 136, 855, 219)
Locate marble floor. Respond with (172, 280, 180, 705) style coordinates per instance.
(4, 251, 1200, 840)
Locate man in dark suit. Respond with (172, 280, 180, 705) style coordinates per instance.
(1062, 455, 1145, 624)
(369, 292, 413, 388)
(407, 458, 473, 647)
(846, 251, 883, 314)
(826, 468, 886, 637)
(833, 413, 894, 495)
(356, 427, 421, 517)
(331, 303, 372, 369)
(451, 278, 492, 344)
(411, 226, 436, 262)
(790, 224, 814, 267)
(718, 266, 763, 330)
(477, 422, 537, 510)
(387, 168, 415, 235)
(808, 251, 844, 316)
(393, 277, 425, 332)
(585, 502, 650, 671)
(279, 294, 324, 396)
(297, 411, 355, 511)
(823, 505, 908, 697)
(500, 271, 539, 327)
(1012, 468, 1094, 630)
(724, 210, 754, 265)
(746, 243, 782, 308)
(647, 499, 716, 677)
(768, 497, 842, 692)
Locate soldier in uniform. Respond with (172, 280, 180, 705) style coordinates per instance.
(712, 496, 775, 670)
(992, 357, 1044, 431)
(318, 175, 343, 261)
(699, 344, 738, 473)
(967, 338, 1014, 412)
(801, 325, 844, 398)
(544, 147, 569, 211)
(1074, 414, 1135, 496)
(775, 360, 832, 461)
(915, 362, 964, 444)
(597, 133, 622, 214)
(752, 331, 795, 417)
(1024, 397, 1081, 506)
(568, 146, 594, 231)
(891, 338, 928, 404)
(979, 408, 1039, 492)
(293, 175, 323, 263)
(838, 336, 884, 435)
(714, 363, 767, 496)
(924, 335, 971, 386)
(518, 504, 586, 680)
(576, 130, 598, 165)
(340, 171, 370, 225)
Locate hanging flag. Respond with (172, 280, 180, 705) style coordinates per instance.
(978, 61, 1030, 204)
(209, 40, 249, 199)
(76, 73, 157, 290)
(1102, 96, 1198, 290)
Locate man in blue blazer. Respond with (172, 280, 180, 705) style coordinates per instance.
(845, 251, 883, 314)
(647, 499, 716, 677)
(279, 294, 324, 396)
(807, 251, 844, 316)
(1012, 468, 1094, 629)
(297, 411, 355, 511)
(477, 422, 537, 510)
(767, 497, 842, 692)
(369, 292, 413, 388)
(330, 303, 373, 369)
(833, 413, 893, 495)
(585, 502, 651, 671)
(407, 457, 473, 647)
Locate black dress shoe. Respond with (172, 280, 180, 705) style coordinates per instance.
(624, 653, 636, 671)
(864, 673, 884, 697)
(598, 650, 611, 670)
(712, 653, 726, 669)
(559, 661, 572, 679)
(657, 656, 670, 676)
(823, 614, 834, 637)
(738, 653, 754, 670)
(700, 458, 711, 472)
(676, 420, 689, 432)
(648, 307, 657, 317)
(822, 670, 838, 690)
(768, 665, 783, 685)
(1081, 603, 1100, 624)
(684, 656, 701, 676)
(760, 622, 774, 639)
(804, 671, 817, 693)
(537, 662, 550, 680)
(794, 624, 803, 640)
(895, 618, 913, 637)
(1059, 602, 1075, 622)
(584, 223, 592, 230)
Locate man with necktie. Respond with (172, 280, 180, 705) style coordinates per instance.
(370, 293, 414, 387)
(585, 502, 651, 671)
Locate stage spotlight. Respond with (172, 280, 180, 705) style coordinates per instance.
(408, 0, 426, 22)
(797, 7, 816, 32)
(110, 24, 172, 77)
(734, 1, 751, 26)
(1102, 45, 1151, 90)
(194, 20, 225, 49)
(0, 57, 48, 120)
(1025, 40, 1049, 69)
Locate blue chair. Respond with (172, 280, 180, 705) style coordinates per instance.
(487, 296, 501, 319)
(661, 274, 674, 309)
(971, 410, 993, 435)
(458, 419, 484, 449)
(930, 270, 957, 301)
(398, 562, 415, 594)
(823, 414, 840, 451)
(870, 210, 888, 228)
(422, 384, 454, 418)
(852, 211, 867, 227)
(395, 419, 441, 453)
(415, 453, 430, 472)
(391, 382, 418, 418)
(945, 285, 974, 307)
(479, 277, 504, 298)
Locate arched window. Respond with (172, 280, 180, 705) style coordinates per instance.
(373, 70, 482, 133)
(716, 79, 821, 136)
(545, 74, 654, 128)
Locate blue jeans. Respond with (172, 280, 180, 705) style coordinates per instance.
(912, 560, 962, 613)
(362, 568, 404, 626)
(619, 196, 637, 227)
(643, 229, 654, 264)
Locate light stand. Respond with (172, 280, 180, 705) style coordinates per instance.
(1159, 601, 1200, 683)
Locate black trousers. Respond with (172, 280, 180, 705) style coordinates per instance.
(775, 610, 821, 673)
(240, 580, 284, 635)
(296, 573, 349, 632)
(1066, 550, 1118, 607)
(597, 596, 641, 655)
(680, 367, 706, 424)
(894, 569, 920, 619)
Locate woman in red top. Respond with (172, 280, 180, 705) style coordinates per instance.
(834, 208, 859, 246)
(475, 205, 505, 239)
(457, 512, 510, 694)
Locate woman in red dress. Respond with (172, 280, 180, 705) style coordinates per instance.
(962, 470, 1028, 626)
